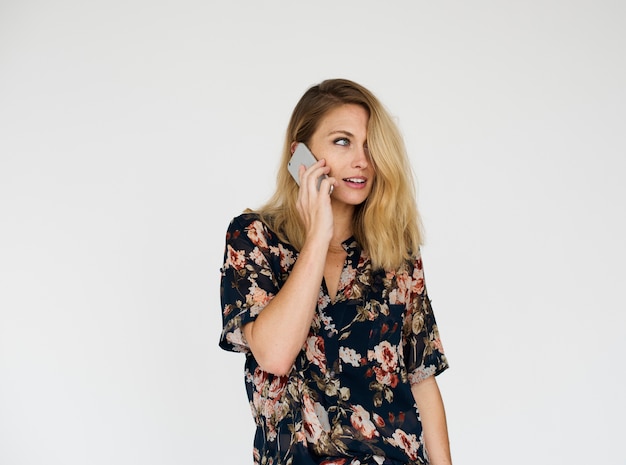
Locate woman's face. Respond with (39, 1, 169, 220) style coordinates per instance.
(307, 103, 375, 208)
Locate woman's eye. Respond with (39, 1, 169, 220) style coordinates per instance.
(334, 138, 349, 146)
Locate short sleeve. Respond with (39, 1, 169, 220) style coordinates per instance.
(402, 252, 449, 384)
(219, 215, 280, 354)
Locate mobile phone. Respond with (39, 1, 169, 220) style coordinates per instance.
(288, 143, 327, 189)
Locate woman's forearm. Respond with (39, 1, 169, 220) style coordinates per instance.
(242, 235, 328, 376)
(411, 376, 452, 465)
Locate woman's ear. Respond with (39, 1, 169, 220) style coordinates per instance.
(290, 141, 299, 155)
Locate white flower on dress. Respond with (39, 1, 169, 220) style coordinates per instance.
(225, 327, 246, 351)
(350, 404, 379, 440)
(339, 346, 362, 367)
(408, 365, 437, 385)
(318, 292, 331, 310)
(249, 247, 266, 266)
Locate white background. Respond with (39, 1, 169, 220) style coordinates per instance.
(1, 1, 625, 464)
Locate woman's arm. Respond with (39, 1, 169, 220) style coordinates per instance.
(411, 376, 452, 465)
(242, 160, 335, 376)
(242, 234, 328, 376)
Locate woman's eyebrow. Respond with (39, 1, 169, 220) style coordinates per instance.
(327, 130, 354, 137)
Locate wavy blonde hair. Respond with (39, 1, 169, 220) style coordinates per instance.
(254, 78, 423, 270)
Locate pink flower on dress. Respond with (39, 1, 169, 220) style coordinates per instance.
(226, 244, 246, 270)
(305, 335, 327, 374)
(277, 243, 295, 270)
(338, 266, 356, 299)
(302, 392, 330, 443)
(251, 390, 263, 416)
(395, 268, 413, 304)
(412, 264, 425, 295)
(253, 366, 268, 388)
(368, 341, 399, 387)
(433, 337, 445, 353)
(247, 282, 273, 317)
(387, 428, 421, 461)
(373, 366, 399, 388)
(250, 367, 289, 443)
(368, 340, 398, 372)
(350, 404, 379, 439)
(267, 374, 287, 400)
(248, 221, 268, 249)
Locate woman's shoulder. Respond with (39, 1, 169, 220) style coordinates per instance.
(227, 211, 280, 248)
(229, 211, 263, 229)
(382, 250, 423, 279)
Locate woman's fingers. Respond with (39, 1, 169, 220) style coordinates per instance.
(296, 160, 335, 240)
(317, 176, 336, 196)
(299, 159, 331, 194)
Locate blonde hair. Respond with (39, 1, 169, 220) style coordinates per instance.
(254, 79, 423, 270)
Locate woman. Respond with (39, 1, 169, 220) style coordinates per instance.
(220, 79, 451, 465)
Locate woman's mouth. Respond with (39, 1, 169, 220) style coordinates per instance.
(343, 177, 367, 188)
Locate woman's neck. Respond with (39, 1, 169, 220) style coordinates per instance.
(330, 206, 354, 248)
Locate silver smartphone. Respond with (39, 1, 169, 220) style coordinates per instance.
(288, 143, 327, 189)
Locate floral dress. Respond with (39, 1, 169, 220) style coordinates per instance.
(220, 213, 449, 465)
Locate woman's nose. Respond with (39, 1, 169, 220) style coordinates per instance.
(352, 145, 369, 168)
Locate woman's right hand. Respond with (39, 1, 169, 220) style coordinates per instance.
(295, 159, 336, 246)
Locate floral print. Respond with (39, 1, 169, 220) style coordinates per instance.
(220, 214, 448, 465)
